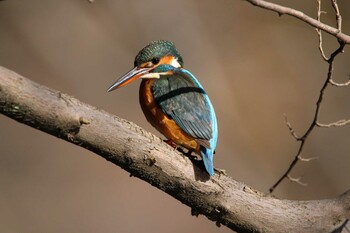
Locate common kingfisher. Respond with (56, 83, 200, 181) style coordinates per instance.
(107, 40, 218, 176)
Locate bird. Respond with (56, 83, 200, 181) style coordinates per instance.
(107, 40, 218, 176)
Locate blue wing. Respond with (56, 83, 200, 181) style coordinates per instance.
(152, 66, 218, 175)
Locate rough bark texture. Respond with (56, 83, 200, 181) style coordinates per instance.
(0, 66, 349, 233)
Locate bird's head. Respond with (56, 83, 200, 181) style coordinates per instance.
(107, 40, 183, 92)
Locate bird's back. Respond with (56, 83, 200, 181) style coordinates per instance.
(152, 67, 218, 175)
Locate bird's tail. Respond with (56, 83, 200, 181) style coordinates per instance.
(200, 146, 214, 176)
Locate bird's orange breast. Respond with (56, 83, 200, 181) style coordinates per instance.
(139, 79, 200, 152)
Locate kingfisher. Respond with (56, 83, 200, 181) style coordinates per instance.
(107, 40, 218, 176)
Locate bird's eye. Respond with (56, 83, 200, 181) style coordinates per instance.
(151, 57, 160, 65)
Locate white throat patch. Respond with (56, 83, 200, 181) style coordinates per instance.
(140, 73, 161, 79)
(170, 58, 181, 68)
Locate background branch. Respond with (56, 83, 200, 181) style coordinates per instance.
(246, 0, 349, 194)
(1, 66, 350, 232)
(244, 0, 350, 44)
(269, 41, 346, 193)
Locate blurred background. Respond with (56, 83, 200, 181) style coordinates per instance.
(0, 0, 349, 232)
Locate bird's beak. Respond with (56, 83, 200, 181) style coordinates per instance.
(107, 67, 151, 92)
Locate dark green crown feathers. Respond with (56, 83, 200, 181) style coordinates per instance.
(134, 40, 184, 67)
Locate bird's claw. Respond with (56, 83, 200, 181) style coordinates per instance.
(164, 139, 177, 149)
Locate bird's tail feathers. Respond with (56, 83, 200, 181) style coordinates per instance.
(200, 146, 214, 176)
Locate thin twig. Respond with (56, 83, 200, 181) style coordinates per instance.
(244, 0, 350, 44)
(331, 0, 342, 32)
(329, 75, 350, 87)
(297, 155, 318, 162)
(287, 175, 308, 186)
(316, 0, 328, 61)
(268, 0, 347, 193)
(269, 42, 346, 193)
(317, 119, 350, 128)
(283, 114, 300, 140)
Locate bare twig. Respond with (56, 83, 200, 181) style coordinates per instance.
(269, 41, 346, 194)
(283, 114, 300, 140)
(266, 0, 348, 193)
(331, 0, 342, 32)
(287, 175, 308, 186)
(317, 119, 350, 128)
(244, 0, 350, 44)
(329, 75, 350, 87)
(297, 155, 318, 162)
(316, 0, 328, 61)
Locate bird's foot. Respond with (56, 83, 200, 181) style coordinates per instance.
(164, 139, 177, 149)
(185, 149, 194, 156)
(176, 147, 198, 159)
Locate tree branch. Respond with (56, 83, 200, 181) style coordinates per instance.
(244, 0, 350, 44)
(1, 67, 350, 232)
(254, 0, 349, 193)
(269, 41, 346, 193)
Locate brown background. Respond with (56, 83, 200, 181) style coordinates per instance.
(1, 1, 349, 232)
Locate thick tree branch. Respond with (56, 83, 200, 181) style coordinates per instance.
(0, 66, 350, 232)
(244, 0, 350, 44)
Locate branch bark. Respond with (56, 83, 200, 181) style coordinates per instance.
(0, 66, 349, 232)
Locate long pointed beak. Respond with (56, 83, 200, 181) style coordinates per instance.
(107, 67, 150, 92)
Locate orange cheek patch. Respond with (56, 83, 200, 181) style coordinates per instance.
(159, 55, 175, 65)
